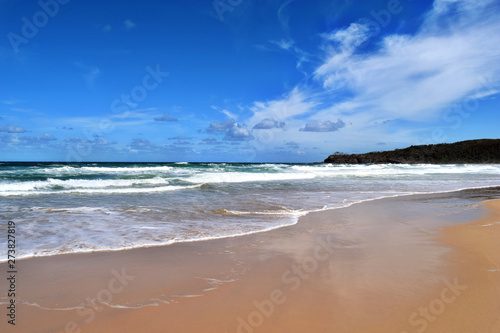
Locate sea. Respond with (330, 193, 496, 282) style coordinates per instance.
(1, 162, 500, 261)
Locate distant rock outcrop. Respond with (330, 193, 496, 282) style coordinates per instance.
(324, 139, 500, 164)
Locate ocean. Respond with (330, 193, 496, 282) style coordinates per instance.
(1, 162, 499, 261)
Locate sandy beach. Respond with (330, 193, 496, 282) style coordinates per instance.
(2, 189, 500, 333)
(3, 0, 500, 331)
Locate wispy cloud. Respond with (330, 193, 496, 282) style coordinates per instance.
(75, 62, 101, 87)
(285, 141, 300, 149)
(269, 38, 312, 69)
(10, 107, 37, 114)
(172, 140, 190, 145)
(123, 19, 136, 30)
(277, 0, 294, 32)
(1, 100, 25, 105)
(84, 67, 101, 87)
(249, 87, 317, 126)
(199, 137, 223, 145)
(270, 39, 294, 51)
(19, 133, 57, 145)
(211, 105, 238, 120)
(65, 136, 113, 145)
(154, 112, 178, 122)
(112, 108, 157, 119)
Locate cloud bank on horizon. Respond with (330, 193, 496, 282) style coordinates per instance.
(1, 0, 499, 162)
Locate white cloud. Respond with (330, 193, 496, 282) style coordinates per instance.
(300, 119, 346, 132)
(206, 119, 235, 133)
(429, 0, 495, 17)
(313, 0, 500, 121)
(130, 138, 154, 150)
(323, 22, 370, 52)
(253, 118, 285, 129)
(205, 119, 254, 141)
(467, 89, 499, 100)
(241, 0, 500, 155)
(0, 125, 27, 133)
(224, 125, 254, 141)
(249, 87, 317, 126)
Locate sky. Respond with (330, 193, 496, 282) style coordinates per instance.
(1, 0, 499, 162)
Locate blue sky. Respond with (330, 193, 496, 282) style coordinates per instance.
(1, 0, 499, 162)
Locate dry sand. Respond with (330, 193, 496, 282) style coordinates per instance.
(1, 191, 500, 332)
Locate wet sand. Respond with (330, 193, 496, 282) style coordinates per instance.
(436, 199, 500, 332)
(1, 189, 500, 332)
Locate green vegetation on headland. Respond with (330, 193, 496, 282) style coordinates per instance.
(324, 139, 500, 164)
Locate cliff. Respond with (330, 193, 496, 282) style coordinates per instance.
(324, 139, 500, 164)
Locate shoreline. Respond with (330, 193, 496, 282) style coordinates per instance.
(1, 188, 500, 332)
(5, 185, 500, 264)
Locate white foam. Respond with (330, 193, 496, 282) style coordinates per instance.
(218, 208, 304, 216)
(185, 171, 316, 184)
(0, 183, 200, 196)
(28, 165, 174, 176)
(0, 177, 168, 192)
(80, 166, 173, 173)
(22, 301, 85, 311)
(291, 164, 500, 177)
(29, 206, 119, 215)
(481, 222, 500, 227)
